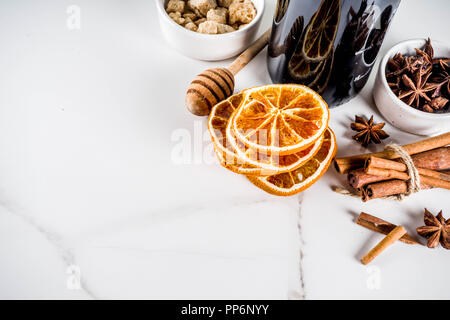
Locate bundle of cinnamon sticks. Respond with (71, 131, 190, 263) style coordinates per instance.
(334, 132, 450, 201)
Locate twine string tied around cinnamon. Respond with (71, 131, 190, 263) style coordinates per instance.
(334, 144, 421, 201)
(384, 144, 421, 199)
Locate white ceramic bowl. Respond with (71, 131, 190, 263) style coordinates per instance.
(373, 39, 450, 136)
(156, 0, 264, 61)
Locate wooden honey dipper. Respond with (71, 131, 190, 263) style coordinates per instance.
(186, 28, 272, 116)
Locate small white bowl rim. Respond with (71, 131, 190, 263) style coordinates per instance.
(380, 38, 450, 119)
(156, 0, 264, 38)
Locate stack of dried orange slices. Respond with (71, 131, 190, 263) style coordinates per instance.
(207, 84, 337, 196)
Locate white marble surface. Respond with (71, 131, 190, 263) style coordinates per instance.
(0, 0, 449, 299)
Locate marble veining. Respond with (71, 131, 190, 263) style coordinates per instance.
(293, 194, 306, 300)
(0, 201, 96, 299)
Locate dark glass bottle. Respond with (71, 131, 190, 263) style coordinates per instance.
(268, 0, 401, 107)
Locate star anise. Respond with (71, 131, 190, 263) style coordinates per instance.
(415, 51, 433, 75)
(350, 115, 389, 147)
(429, 96, 449, 110)
(429, 70, 450, 98)
(416, 209, 450, 250)
(385, 38, 450, 113)
(386, 55, 424, 78)
(433, 58, 449, 71)
(422, 104, 434, 113)
(398, 71, 436, 108)
(387, 76, 401, 95)
(387, 53, 404, 71)
(423, 37, 434, 60)
(415, 38, 433, 67)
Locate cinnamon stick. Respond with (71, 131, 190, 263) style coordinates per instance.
(365, 167, 450, 190)
(348, 148, 450, 189)
(357, 212, 421, 245)
(361, 179, 432, 201)
(366, 156, 450, 181)
(361, 226, 407, 265)
(409, 147, 450, 170)
(334, 132, 450, 174)
(348, 168, 391, 189)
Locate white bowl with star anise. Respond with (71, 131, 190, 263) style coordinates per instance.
(373, 38, 450, 136)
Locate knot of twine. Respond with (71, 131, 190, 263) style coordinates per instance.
(334, 144, 421, 201)
(385, 144, 421, 200)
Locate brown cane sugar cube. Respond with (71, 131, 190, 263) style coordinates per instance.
(166, 0, 186, 13)
(186, 2, 203, 18)
(183, 11, 198, 21)
(217, 23, 235, 33)
(197, 21, 219, 34)
(217, 0, 233, 8)
(184, 16, 194, 25)
(188, 0, 217, 16)
(229, 0, 257, 24)
(198, 21, 234, 34)
(194, 17, 207, 25)
(168, 12, 186, 25)
(185, 22, 198, 32)
(206, 7, 228, 24)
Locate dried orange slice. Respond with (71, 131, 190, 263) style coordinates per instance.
(208, 93, 262, 176)
(247, 128, 337, 196)
(230, 84, 329, 155)
(208, 93, 324, 176)
(227, 118, 324, 175)
(302, 0, 340, 62)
